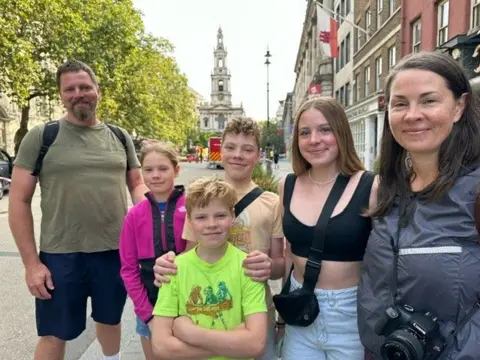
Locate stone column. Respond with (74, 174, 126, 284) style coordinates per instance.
(364, 116, 376, 171)
(376, 112, 385, 156)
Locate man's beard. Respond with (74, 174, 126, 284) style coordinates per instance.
(71, 100, 96, 122)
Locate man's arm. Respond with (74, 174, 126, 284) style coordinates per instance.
(123, 129, 148, 204)
(9, 166, 39, 268)
(178, 313, 267, 358)
(126, 167, 149, 204)
(151, 316, 215, 360)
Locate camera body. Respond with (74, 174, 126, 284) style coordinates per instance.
(375, 304, 445, 360)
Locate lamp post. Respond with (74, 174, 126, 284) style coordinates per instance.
(264, 48, 272, 175)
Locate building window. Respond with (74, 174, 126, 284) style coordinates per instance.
(365, 66, 371, 97)
(375, 57, 383, 91)
(218, 80, 224, 92)
(218, 58, 223, 68)
(336, 49, 340, 73)
(365, 8, 372, 35)
(203, 117, 209, 128)
(412, 18, 421, 53)
(336, 5, 341, 28)
(473, 0, 480, 29)
(340, 0, 345, 24)
(354, 73, 360, 102)
(437, 0, 449, 45)
(335, 90, 340, 102)
(340, 86, 345, 106)
(340, 41, 345, 68)
(345, 82, 350, 106)
(216, 114, 226, 129)
(354, 24, 360, 52)
(345, 33, 351, 63)
(388, 45, 396, 68)
(346, 0, 350, 15)
(352, 120, 366, 164)
(377, 0, 383, 29)
(389, 0, 395, 16)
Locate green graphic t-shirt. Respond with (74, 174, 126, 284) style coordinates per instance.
(153, 243, 267, 360)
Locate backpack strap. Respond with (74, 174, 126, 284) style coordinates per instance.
(32, 121, 130, 177)
(107, 124, 130, 171)
(235, 187, 265, 217)
(31, 120, 60, 177)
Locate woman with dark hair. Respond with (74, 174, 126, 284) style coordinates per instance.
(358, 51, 480, 359)
(277, 96, 376, 359)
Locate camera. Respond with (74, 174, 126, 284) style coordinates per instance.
(374, 304, 445, 360)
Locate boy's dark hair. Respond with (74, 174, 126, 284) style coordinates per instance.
(56, 59, 98, 89)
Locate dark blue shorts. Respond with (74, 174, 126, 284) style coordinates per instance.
(35, 250, 127, 341)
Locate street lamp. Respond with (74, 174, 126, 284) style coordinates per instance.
(264, 48, 272, 175)
(264, 48, 271, 129)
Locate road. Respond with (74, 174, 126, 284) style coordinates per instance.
(0, 160, 291, 360)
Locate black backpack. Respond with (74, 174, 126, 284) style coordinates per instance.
(31, 120, 129, 177)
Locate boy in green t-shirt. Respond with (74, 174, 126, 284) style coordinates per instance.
(151, 176, 268, 360)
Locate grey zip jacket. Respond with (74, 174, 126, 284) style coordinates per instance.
(358, 164, 480, 359)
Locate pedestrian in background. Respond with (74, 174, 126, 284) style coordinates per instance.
(9, 59, 148, 360)
(119, 142, 188, 360)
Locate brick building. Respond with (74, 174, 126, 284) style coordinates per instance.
(401, 0, 480, 79)
(345, 0, 401, 170)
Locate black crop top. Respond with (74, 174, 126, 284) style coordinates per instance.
(282, 172, 374, 261)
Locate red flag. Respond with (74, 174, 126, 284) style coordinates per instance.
(317, 4, 338, 58)
(308, 84, 322, 95)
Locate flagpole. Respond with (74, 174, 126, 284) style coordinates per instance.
(315, 0, 369, 36)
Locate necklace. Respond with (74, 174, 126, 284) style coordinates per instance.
(308, 169, 339, 187)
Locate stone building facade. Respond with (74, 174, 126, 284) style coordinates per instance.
(346, 0, 401, 170)
(293, 0, 335, 114)
(198, 28, 244, 134)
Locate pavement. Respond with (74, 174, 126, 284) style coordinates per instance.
(0, 159, 292, 360)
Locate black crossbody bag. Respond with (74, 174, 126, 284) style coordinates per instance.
(273, 174, 349, 327)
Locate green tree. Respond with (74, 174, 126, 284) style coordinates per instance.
(185, 128, 218, 149)
(98, 35, 196, 144)
(0, 0, 146, 154)
(259, 121, 285, 152)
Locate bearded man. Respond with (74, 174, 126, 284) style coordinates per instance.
(9, 59, 148, 360)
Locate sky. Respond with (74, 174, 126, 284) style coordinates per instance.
(133, 0, 306, 121)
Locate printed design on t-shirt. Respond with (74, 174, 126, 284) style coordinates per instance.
(186, 281, 233, 329)
(228, 210, 251, 253)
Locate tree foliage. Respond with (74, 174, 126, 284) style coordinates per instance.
(259, 121, 285, 152)
(0, 0, 196, 153)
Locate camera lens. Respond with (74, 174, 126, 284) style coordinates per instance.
(381, 329, 425, 360)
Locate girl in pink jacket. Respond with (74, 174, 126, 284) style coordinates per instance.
(119, 142, 187, 360)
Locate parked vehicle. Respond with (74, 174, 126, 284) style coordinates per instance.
(207, 137, 223, 169)
(0, 149, 13, 200)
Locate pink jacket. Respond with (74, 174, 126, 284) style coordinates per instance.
(119, 186, 187, 323)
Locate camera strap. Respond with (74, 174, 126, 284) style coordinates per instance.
(302, 174, 350, 292)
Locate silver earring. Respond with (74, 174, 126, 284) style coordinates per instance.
(405, 153, 412, 171)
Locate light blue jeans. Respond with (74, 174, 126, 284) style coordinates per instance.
(281, 273, 364, 360)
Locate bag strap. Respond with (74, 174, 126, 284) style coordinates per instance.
(106, 124, 130, 171)
(31, 120, 60, 177)
(235, 186, 264, 217)
(31, 121, 130, 177)
(302, 174, 350, 292)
